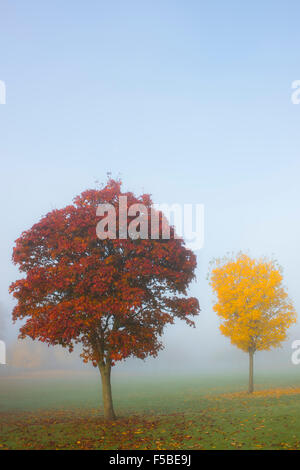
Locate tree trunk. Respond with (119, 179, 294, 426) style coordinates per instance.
(98, 362, 116, 420)
(248, 349, 254, 393)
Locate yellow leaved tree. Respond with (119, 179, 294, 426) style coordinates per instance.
(209, 253, 296, 393)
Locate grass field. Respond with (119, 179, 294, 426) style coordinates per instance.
(1, 371, 300, 450)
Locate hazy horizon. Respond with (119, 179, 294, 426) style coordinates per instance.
(1, 1, 300, 380)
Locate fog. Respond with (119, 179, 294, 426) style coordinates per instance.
(1, 1, 300, 381)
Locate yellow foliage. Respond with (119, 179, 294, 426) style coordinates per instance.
(209, 253, 297, 353)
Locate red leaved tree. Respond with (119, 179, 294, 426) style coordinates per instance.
(9, 179, 200, 419)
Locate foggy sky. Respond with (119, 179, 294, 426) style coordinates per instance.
(1, 1, 300, 378)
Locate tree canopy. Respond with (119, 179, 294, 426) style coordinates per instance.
(209, 253, 296, 392)
(10, 179, 200, 417)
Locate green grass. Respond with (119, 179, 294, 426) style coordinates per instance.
(1, 371, 300, 449)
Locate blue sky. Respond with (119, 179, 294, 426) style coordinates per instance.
(1, 1, 300, 373)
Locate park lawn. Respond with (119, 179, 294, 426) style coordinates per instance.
(1, 373, 300, 450)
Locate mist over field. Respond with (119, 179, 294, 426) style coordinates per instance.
(1, 1, 300, 387)
(1, 261, 299, 380)
(2, 2, 300, 451)
(1, 177, 300, 379)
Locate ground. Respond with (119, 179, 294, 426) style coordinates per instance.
(1, 371, 300, 450)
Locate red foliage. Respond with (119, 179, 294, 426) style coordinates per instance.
(10, 179, 200, 367)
